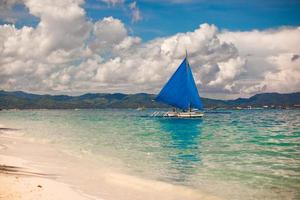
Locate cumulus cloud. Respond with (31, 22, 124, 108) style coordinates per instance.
(263, 53, 300, 93)
(208, 57, 245, 89)
(91, 17, 128, 52)
(219, 27, 300, 96)
(0, 0, 92, 92)
(90, 16, 141, 55)
(0, 0, 299, 98)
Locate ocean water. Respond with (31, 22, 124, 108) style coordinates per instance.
(0, 109, 299, 199)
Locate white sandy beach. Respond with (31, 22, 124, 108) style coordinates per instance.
(0, 170, 94, 200)
(0, 125, 222, 200)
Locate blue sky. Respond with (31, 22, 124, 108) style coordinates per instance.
(2, 0, 300, 41)
(83, 0, 300, 40)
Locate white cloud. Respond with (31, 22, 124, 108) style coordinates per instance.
(0, 0, 299, 98)
(129, 1, 142, 22)
(263, 53, 300, 93)
(218, 27, 300, 96)
(91, 17, 128, 52)
(88, 23, 241, 94)
(0, 0, 93, 92)
(101, 0, 124, 6)
(208, 57, 245, 89)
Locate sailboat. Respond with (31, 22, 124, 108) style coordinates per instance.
(155, 52, 204, 118)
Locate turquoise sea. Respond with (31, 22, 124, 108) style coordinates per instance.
(0, 109, 299, 199)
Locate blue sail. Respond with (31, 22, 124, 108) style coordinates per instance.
(155, 57, 203, 110)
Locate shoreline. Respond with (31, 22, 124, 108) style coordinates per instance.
(0, 125, 222, 200)
(0, 128, 98, 200)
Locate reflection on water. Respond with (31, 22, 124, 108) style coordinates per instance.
(156, 118, 203, 184)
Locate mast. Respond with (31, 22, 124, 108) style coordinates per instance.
(186, 50, 192, 111)
(185, 49, 188, 59)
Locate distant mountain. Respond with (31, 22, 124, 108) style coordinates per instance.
(0, 90, 164, 109)
(0, 90, 299, 109)
(224, 93, 300, 107)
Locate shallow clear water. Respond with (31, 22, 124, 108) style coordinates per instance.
(0, 109, 299, 199)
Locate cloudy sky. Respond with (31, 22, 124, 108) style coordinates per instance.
(0, 0, 299, 99)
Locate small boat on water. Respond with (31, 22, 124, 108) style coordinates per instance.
(155, 52, 204, 118)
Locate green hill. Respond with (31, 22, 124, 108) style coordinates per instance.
(0, 90, 299, 109)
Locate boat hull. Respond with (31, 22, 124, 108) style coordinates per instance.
(164, 111, 204, 118)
